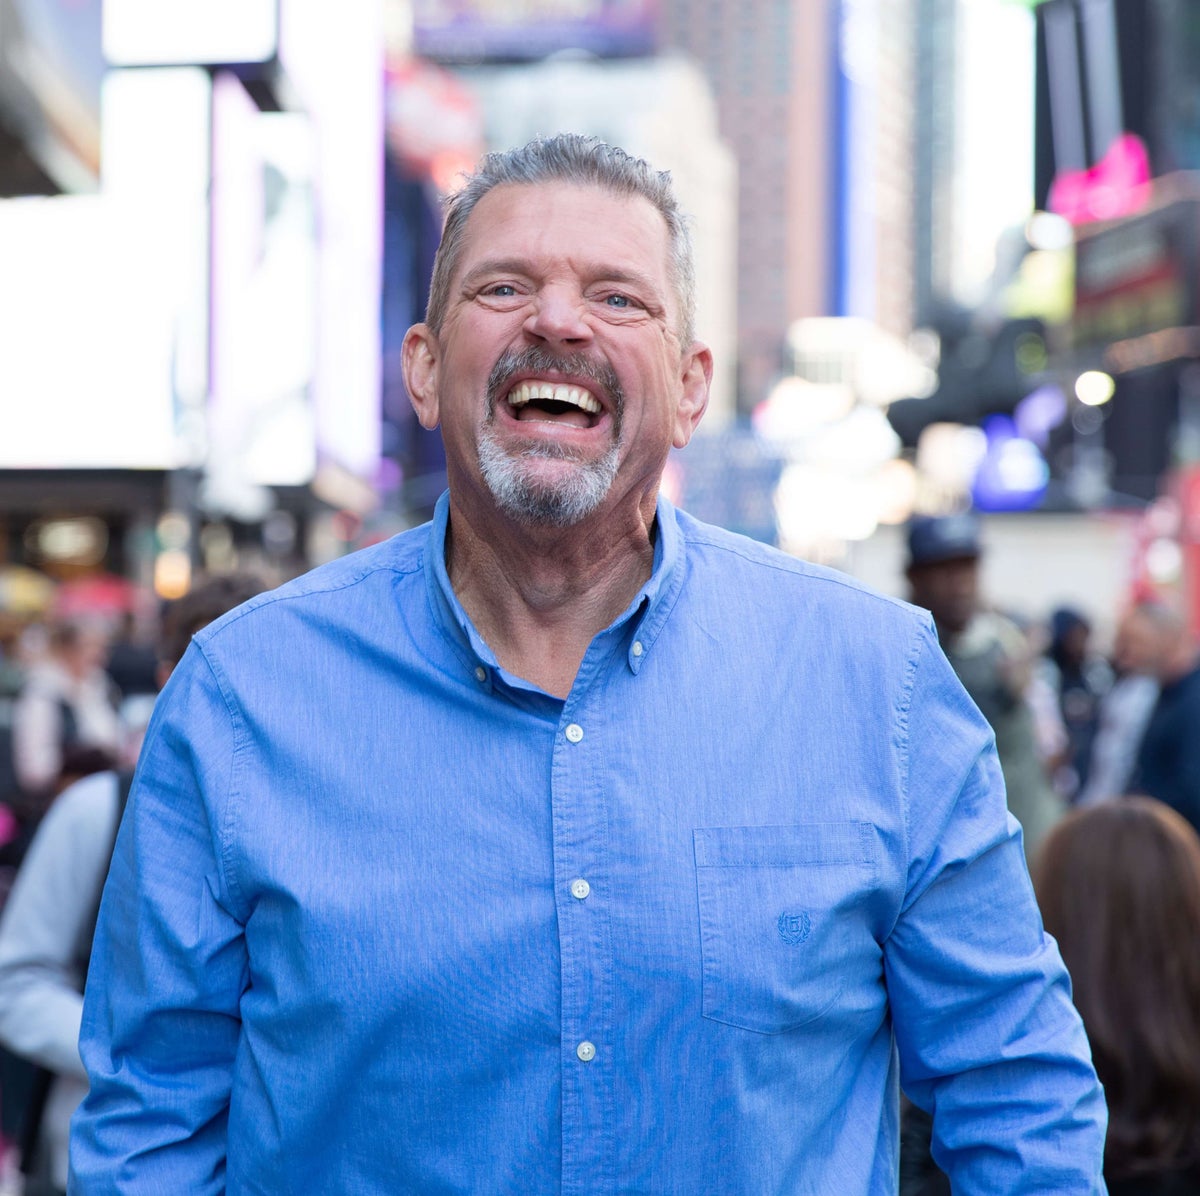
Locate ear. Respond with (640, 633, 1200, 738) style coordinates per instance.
(672, 342, 713, 450)
(402, 324, 441, 430)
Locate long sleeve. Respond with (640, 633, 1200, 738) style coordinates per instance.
(0, 771, 118, 1078)
(885, 619, 1107, 1193)
(69, 646, 248, 1195)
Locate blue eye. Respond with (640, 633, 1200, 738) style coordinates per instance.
(488, 284, 517, 297)
(605, 294, 630, 308)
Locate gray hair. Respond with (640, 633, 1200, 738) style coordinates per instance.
(424, 133, 697, 345)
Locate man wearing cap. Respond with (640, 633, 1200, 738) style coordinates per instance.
(906, 513, 1064, 857)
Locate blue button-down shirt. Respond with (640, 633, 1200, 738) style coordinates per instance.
(70, 494, 1106, 1194)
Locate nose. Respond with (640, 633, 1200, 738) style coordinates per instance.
(523, 284, 592, 346)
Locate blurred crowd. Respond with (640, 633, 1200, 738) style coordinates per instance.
(0, 608, 158, 878)
(902, 512, 1200, 1193)
(0, 574, 266, 1195)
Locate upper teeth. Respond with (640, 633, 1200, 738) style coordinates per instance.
(508, 382, 601, 414)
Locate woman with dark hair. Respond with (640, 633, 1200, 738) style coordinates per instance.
(1034, 797, 1200, 1193)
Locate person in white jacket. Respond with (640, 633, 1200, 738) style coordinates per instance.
(0, 574, 265, 1196)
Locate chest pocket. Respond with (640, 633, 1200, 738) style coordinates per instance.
(693, 822, 878, 1035)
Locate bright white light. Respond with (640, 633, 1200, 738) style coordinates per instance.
(0, 196, 175, 468)
(775, 465, 880, 545)
(995, 437, 1050, 491)
(810, 406, 901, 471)
(874, 458, 918, 525)
(1146, 537, 1183, 585)
(916, 423, 988, 493)
(280, 0, 383, 481)
(1025, 210, 1073, 251)
(104, 0, 277, 65)
(753, 377, 855, 441)
(1075, 370, 1116, 406)
(953, 0, 1036, 303)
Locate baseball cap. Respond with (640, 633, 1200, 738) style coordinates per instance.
(906, 513, 982, 567)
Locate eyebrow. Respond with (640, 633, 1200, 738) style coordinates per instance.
(459, 258, 663, 300)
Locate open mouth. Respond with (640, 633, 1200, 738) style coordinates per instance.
(506, 381, 603, 428)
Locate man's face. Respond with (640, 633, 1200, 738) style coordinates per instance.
(1113, 610, 1166, 677)
(907, 556, 980, 637)
(63, 628, 110, 678)
(402, 181, 711, 529)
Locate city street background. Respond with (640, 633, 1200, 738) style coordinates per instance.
(0, 0, 1194, 646)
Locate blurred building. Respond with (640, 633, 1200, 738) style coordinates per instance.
(660, 0, 926, 410)
(0, 1, 385, 594)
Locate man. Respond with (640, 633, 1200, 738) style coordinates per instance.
(0, 575, 265, 1196)
(10, 619, 122, 813)
(70, 136, 1105, 1193)
(904, 512, 1065, 858)
(1122, 599, 1200, 830)
(1076, 606, 1159, 806)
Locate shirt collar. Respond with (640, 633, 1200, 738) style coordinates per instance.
(422, 490, 686, 686)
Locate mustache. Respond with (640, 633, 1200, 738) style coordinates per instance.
(485, 347, 624, 417)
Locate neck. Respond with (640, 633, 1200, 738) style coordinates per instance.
(1163, 644, 1200, 685)
(445, 491, 658, 699)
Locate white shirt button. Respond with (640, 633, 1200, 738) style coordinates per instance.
(565, 723, 584, 743)
(576, 1040, 596, 1063)
(474, 666, 487, 682)
(570, 878, 590, 900)
(632, 641, 644, 657)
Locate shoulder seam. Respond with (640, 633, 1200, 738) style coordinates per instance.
(192, 644, 251, 920)
(682, 529, 915, 614)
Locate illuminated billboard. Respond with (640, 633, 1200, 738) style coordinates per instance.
(0, 67, 211, 470)
(102, 0, 277, 66)
(208, 71, 318, 502)
(412, 0, 659, 61)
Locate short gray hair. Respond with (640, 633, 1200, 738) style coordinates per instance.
(424, 133, 697, 345)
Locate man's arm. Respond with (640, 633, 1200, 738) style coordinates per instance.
(885, 619, 1106, 1193)
(69, 646, 248, 1195)
(0, 772, 118, 1078)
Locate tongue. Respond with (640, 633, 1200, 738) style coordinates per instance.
(514, 403, 591, 428)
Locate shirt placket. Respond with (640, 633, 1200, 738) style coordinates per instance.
(552, 673, 615, 1195)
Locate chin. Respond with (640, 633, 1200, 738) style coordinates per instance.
(478, 437, 619, 528)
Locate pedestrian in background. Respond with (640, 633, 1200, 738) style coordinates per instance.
(1042, 606, 1112, 802)
(70, 134, 1104, 1194)
(1035, 797, 1200, 1193)
(0, 574, 265, 1196)
(905, 512, 1065, 858)
(903, 795, 1200, 1195)
(1118, 600, 1200, 833)
(7, 621, 120, 837)
(1076, 605, 1159, 807)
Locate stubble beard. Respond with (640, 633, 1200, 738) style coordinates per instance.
(477, 348, 624, 528)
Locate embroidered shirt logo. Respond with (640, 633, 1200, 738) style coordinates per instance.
(777, 911, 812, 945)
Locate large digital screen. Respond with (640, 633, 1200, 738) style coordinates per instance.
(0, 67, 211, 469)
(279, 0, 383, 484)
(209, 71, 318, 498)
(0, 195, 176, 468)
